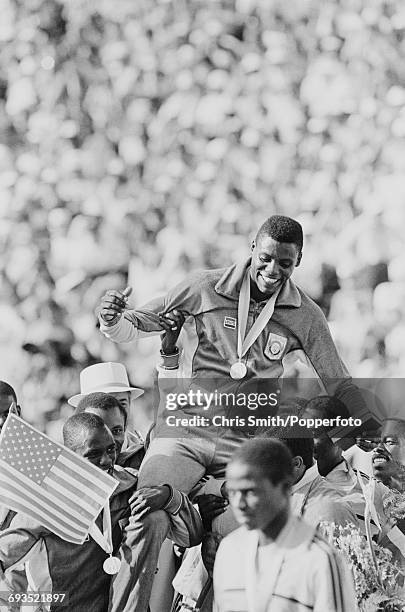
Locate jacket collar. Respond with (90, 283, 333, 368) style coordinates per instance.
(214, 258, 301, 307)
(112, 465, 138, 494)
(291, 463, 318, 494)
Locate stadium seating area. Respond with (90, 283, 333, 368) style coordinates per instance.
(1, 0, 405, 430)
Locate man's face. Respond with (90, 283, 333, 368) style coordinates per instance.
(226, 460, 289, 532)
(0, 395, 20, 432)
(84, 406, 126, 455)
(373, 420, 405, 484)
(74, 426, 116, 475)
(250, 236, 301, 296)
(111, 391, 131, 417)
(313, 432, 342, 477)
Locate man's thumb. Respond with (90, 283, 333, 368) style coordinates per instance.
(122, 286, 132, 299)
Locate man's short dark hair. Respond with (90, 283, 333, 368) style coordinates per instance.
(76, 392, 127, 426)
(280, 437, 314, 470)
(231, 438, 293, 485)
(383, 418, 405, 436)
(0, 381, 18, 403)
(256, 215, 303, 252)
(63, 412, 107, 450)
(305, 395, 349, 419)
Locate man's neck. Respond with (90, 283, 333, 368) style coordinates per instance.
(258, 506, 289, 545)
(249, 278, 274, 302)
(292, 465, 308, 486)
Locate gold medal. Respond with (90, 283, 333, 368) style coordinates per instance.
(230, 362, 247, 380)
(232, 269, 281, 381)
(103, 556, 122, 575)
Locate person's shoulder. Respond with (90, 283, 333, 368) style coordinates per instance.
(112, 465, 138, 493)
(295, 284, 327, 318)
(218, 525, 250, 553)
(167, 266, 230, 304)
(316, 497, 356, 526)
(291, 283, 333, 336)
(7, 511, 50, 535)
(183, 266, 229, 289)
(306, 528, 343, 565)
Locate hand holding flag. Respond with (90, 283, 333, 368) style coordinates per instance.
(0, 414, 118, 544)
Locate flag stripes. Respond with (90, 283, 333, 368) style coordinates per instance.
(0, 466, 90, 531)
(0, 414, 117, 544)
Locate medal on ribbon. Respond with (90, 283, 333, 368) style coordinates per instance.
(230, 269, 281, 379)
(103, 555, 122, 575)
(89, 499, 121, 575)
(230, 361, 248, 380)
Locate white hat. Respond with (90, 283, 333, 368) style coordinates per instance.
(68, 362, 144, 407)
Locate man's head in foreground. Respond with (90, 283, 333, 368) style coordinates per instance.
(373, 418, 405, 490)
(75, 392, 127, 455)
(226, 439, 293, 537)
(63, 412, 116, 475)
(250, 215, 303, 298)
(0, 381, 20, 432)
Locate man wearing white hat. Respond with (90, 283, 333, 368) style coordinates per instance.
(68, 362, 144, 447)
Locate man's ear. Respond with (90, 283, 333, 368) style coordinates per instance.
(295, 251, 302, 267)
(292, 456, 303, 471)
(251, 240, 256, 252)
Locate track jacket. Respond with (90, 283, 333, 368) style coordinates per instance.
(100, 259, 365, 418)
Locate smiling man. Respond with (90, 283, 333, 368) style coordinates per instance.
(0, 414, 203, 612)
(97, 215, 363, 611)
(0, 413, 138, 611)
(249, 222, 302, 301)
(75, 392, 144, 469)
(213, 438, 356, 612)
(373, 418, 405, 491)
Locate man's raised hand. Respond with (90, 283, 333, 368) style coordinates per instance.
(99, 286, 132, 324)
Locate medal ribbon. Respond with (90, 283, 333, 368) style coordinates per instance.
(236, 268, 281, 362)
(89, 499, 113, 555)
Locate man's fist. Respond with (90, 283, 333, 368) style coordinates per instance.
(160, 309, 185, 354)
(99, 287, 132, 324)
(197, 494, 228, 531)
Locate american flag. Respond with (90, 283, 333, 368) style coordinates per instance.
(0, 414, 118, 544)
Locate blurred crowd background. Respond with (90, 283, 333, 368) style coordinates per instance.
(1, 0, 405, 435)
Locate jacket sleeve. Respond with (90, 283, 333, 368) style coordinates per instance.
(164, 487, 204, 548)
(0, 513, 46, 576)
(99, 272, 203, 343)
(297, 304, 375, 424)
(99, 296, 165, 342)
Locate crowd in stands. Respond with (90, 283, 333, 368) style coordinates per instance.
(1, 0, 405, 435)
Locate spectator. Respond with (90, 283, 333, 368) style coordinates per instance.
(68, 362, 144, 441)
(213, 438, 356, 612)
(0, 412, 203, 611)
(373, 418, 405, 493)
(0, 412, 137, 611)
(0, 381, 20, 433)
(75, 391, 144, 469)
